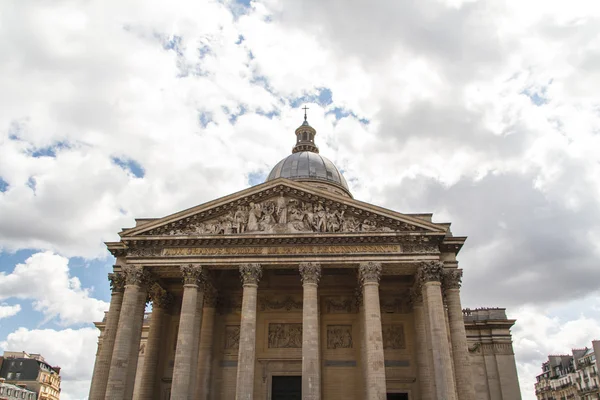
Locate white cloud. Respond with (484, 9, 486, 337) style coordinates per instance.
(0, 303, 21, 320)
(0, 327, 99, 400)
(0, 252, 108, 325)
(0, 1, 599, 398)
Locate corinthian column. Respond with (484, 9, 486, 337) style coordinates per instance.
(171, 264, 205, 400)
(194, 284, 218, 400)
(359, 262, 387, 400)
(418, 261, 457, 400)
(299, 262, 322, 400)
(443, 269, 476, 400)
(105, 265, 151, 400)
(136, 284, 171, 399)
(411, 286, 434, 400)
(89, 272, 125, 400)
(235, 263, 262, 400)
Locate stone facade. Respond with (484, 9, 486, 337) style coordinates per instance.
(88, 118, 521, 399)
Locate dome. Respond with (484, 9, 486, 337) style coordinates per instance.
(265, 109, 352, 197)
(266, 151, 351, 197)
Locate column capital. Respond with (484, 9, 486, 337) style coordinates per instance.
(358, 261, 382, 285)
(239, 263, 262, 286)
(417, 260, 444, 283)
(442, 268, 463, 291)
(108, 272, 126, 293)
(123, 264, 153, 287)
(181, 264, 205, 286)
(299, 262, 321, 285)
(149, 284, 172, 309)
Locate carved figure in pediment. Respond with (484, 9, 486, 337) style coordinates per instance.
(302, 202, 315, 231)
(233, 205, 248, 233)
(315, 203, 327, 232)
(247, 202, 262, 231)
(276, 193, 288, 224)
(259, 201, 276, 231)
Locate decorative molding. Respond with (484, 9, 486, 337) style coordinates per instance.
(161, 244, 401, 257)
(359, 261, 382, 285)
(239, 263, 262, 285)
(180, 264, 204, 286)
(108, 272, 125, 293)
(382, 324, 406, 349)
(417, 260, 444, 283)
(299, 262, 321, 285)
(224, 325, 240, 350)
(323, 296, 358, 314)
(268, 323, 302, 348)
(259, 295, 302, 312)
(468, 343, 481, 353)
(327, 325, 353, 349)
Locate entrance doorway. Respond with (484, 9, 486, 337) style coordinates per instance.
(271, 376, 301, 400)
(387, 394, 409, 400)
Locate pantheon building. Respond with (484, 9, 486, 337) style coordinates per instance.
(88, 114, 522, 400)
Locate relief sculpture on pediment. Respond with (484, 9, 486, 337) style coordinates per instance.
(147, 193, 423, 236)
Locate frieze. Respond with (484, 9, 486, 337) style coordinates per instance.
(323, 296, 358, 314)
(327, 325, 353, 349)
(144, 192, 427, 237)
(224, 325, 240, 350)
(382, 324, 406, 349)
(259, 295, 302, 312)
(268, 323, 303, 348)
(161, 244, 401, 256)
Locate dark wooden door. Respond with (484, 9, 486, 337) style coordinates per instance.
(386, 394, 409, 400)
(271, 376, 301, 400)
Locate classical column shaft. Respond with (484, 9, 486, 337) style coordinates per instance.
(88, 273, 124, 400)
(136, 285, 171, 400)
(125, 286, 148, 400)
(420, 261, 457, 400)
(444, 269, 476, 400)
(171, 264, 205, 400)
(235, 263, 262, 400)
(194, 289, 217, 400)
(359, 262, 387, 400)
(300, 263, 322, 400)
(412, 295, 434, 400)
(105, 265, 149, 400)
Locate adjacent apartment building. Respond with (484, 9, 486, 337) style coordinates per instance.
(0, 352, 60, 400)
(535, 340, 600, 400)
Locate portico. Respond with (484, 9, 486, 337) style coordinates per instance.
(88, 115, 521, 400)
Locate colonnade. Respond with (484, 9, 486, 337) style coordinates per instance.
(88, 260, 475, 400)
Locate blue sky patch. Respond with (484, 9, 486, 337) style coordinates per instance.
(326, 107, 370, 124)
(0, 177, 8, 192)
(289, 87, 333, 109)
(247, 171, 266, 186)
(199, 111, 213, 128)
(111, 157, 145, 178)
(26, 177, 36, 193)
(29, 141, 71, 158)
(256, 108, 280, 119)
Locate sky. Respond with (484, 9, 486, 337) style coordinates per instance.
(0, 0, 599, 398)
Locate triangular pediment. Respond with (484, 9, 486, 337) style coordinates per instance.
(120, 179, 446, 238)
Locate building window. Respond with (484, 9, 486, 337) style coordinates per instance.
(7, 372, 14, 379)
